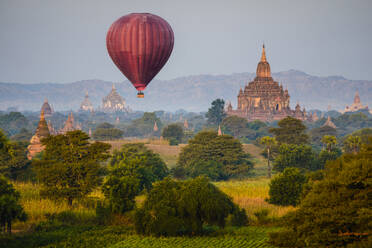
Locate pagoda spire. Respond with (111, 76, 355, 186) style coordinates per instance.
(260, 44, 267, 62)
(40, 109, 45, 121)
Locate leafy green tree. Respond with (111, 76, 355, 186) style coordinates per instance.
(162, 124, 184, 145)
(33, 130, 111, 206)
(92, 128, 123, 140)
(269, 116, 309, 145)
(343, 135, 362, 154)
(274, 144, 317, 172)
(108, 143, 169, 192)
(96, 122, 114, 129)
(221, 116, 248, 138)
(349, 128, 372, 145)
(0, 176, 27, 234)
(102, 176, 139, 214)
(206, 99, 226, 126)
(259, 136, 277, 178)
(268, 167, 306, 206)
(321, 135, 337, 152)
(0, 130, 29, 179)
(135, 177, 237, 236)
(269, 143, 372, 247)
(176, 131, 253, 180)
(125, 112, 162, 137)
(309, 126, 337, 147)
(0, 112, 30, 136)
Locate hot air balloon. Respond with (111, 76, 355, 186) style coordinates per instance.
(106, 13, 174, 98)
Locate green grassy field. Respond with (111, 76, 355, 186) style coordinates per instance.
(2, 140, 289, 248)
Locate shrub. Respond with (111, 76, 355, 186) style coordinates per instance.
(268, 167, 306, 206)
(231, 207, 249, 227)
(102, 176, 139, 214)
(135, 177, 237, 236)
(162, 124, 184, 144)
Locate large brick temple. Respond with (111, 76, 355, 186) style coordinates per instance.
(226, 45, 309, 122)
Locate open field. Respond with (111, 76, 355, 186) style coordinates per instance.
(3, 140, 289, 247)
(104, 139, 268, 173)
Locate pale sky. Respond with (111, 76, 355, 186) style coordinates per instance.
(0, 0, 371, 83)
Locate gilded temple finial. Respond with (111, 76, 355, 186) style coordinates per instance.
(261, 43, 267, 62)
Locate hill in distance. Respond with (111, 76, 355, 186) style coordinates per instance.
(0, 70, 371, 112)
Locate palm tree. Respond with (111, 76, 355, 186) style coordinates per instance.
(344, 135, 361, 154)
(259, 136, 277, 178)
(321, 135, 337, 152)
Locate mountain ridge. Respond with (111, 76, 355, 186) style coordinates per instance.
(1, 70, 371, 112)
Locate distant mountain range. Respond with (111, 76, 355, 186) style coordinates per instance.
(0, 70, 371, 112)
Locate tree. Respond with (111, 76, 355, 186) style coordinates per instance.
(162, 124, 184, 145)
(33, 130, 111, 206)
(221, 116, 248, 138)
(108, 143, 169, 192)
(102, 176, 139, 214)
(321, 135, 337, 152)
(92, 128, 123, 140)
(268, 167, 306, 206)
(0, 176, 27, 234)
(0, 130, 29, 179)
(259, 136, 277, 178)
(309, 126, 337, 147)
(269, 116, 309, 145)
(269, 143, 372, 247)
(125, 112, 162, 137)
(206, 99, 226, 126)
(343, 135, 362, 154)
(274, 144, 317, 172)
(135, 177, 238, 236)
(176, 131, 253, 180)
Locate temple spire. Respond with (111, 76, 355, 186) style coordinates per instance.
(40, 109, 45, 121)
(260, 44, 267, 62)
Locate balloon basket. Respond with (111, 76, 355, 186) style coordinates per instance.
(137, 92, 144, 98)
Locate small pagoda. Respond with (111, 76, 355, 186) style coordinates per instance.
(27, 110, 50, 159)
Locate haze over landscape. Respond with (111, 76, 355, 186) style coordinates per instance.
(0, 1, 371, 248)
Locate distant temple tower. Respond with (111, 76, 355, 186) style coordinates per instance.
(226, 45, 307, 122)
(80, 91, 94, 112)
(27, 110, 50, 159)
(102, 84, 129, 112)
(184, 119, 189, 129)
(323, 116, 337, 129)
(343, 91, 368, 113)
(153, 121, 158, 132)
(59, 112, 81, 134)
(41, 99, 53, 117)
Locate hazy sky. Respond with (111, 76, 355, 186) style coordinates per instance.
(0, 0, 371, 83)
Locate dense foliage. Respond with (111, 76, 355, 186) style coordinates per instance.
(175, 131, 253, 180)
(92, 127, 123, 140)
(107, 143, 169, 193)
(206, 99, 226, 126)
(33, 130, 111, 205)
(0, 130, 29, 180)
(162, 124, 184, 145)
(273, 144, 317, 172)
(0, 112, 31, 137)
(270, 117, 309, 145)
(135, 177, 243, 236)
(0, 176, 27, 233)
(123, 112, 162, 137)
(269, 141, 372, 247)
(268, 167, 306, 206)
(221, 116, 269, 142)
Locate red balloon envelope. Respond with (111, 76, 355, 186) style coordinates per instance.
(106, 13, 174, 98)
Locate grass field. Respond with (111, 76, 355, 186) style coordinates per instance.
(2, 139, 290, 247)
